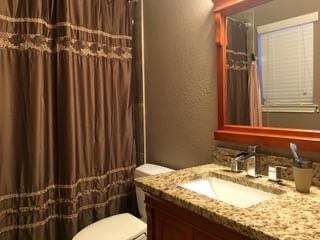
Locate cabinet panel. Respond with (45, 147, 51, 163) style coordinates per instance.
(194, 230, 222, 240)
(153, 210, 193, 240)
(145, 195, 251, 240)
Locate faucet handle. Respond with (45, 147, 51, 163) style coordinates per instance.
(268, 166, 287, 182)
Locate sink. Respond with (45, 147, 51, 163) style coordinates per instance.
(179, 177, 276, 208)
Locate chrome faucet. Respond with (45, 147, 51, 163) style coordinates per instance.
(230, 145, 258, 178)
(230, 153, 246, 173)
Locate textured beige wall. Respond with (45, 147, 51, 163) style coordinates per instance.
(144, 0, 217, 169)
(143, 0, 319, 167)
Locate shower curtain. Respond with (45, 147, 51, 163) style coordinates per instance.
(0, 1, 136, 239)
(226, 18, 250, 125)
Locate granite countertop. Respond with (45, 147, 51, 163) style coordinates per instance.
(134, 164, 320, 240)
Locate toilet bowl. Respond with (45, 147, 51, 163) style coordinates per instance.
(72, 164, 173, 240)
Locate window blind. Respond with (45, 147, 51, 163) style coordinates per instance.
(258, 22, 314, 105)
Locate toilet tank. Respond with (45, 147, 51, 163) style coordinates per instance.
(135, 164, 173, 222)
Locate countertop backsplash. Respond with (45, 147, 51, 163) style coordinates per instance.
(212, 147, 320, 187)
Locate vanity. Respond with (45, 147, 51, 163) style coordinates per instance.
(135, 164, 320, 240)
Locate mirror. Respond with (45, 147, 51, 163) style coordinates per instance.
(214, 0, 320, 152)
(226, 0, 320, 130)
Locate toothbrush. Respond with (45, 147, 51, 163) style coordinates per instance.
(290, 143, 301, 168)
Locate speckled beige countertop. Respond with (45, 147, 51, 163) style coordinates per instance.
(134, 164, 320, 240)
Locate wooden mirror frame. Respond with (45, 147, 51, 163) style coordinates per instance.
(213, 0, 320, 152)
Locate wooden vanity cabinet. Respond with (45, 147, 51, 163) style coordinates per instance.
(145, 195, 251, 240)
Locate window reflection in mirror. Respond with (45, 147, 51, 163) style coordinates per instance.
(226, 0, 320, 130)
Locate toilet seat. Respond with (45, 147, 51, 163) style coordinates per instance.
(72, 213, 147, 240)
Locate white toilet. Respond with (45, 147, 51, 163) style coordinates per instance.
(73, 164, 173, 240)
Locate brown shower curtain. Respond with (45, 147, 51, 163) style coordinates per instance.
(226, 18, 250, 125)
(0, 1, 136, 240)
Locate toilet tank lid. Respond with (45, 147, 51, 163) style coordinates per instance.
(135, 164, 173, 176)
(72, 213, 146, 240)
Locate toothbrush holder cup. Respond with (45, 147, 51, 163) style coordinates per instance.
(293, 167, 313, 193)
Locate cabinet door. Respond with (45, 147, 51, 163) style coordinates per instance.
(194, 230, 222, 240)
(153, 210, 193, 240)
(146, 195, 251, 240)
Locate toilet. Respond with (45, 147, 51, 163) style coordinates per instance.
(73, 164, 173, 240)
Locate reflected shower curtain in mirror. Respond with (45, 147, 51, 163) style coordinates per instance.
(226, 18, 250, 125)
(249, 61, 263, 126)
(0, 1, 136, 239)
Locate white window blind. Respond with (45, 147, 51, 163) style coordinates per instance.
(258, 22, 314, 106)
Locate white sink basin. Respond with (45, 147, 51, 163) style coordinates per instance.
(179, 177, 276, 208)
